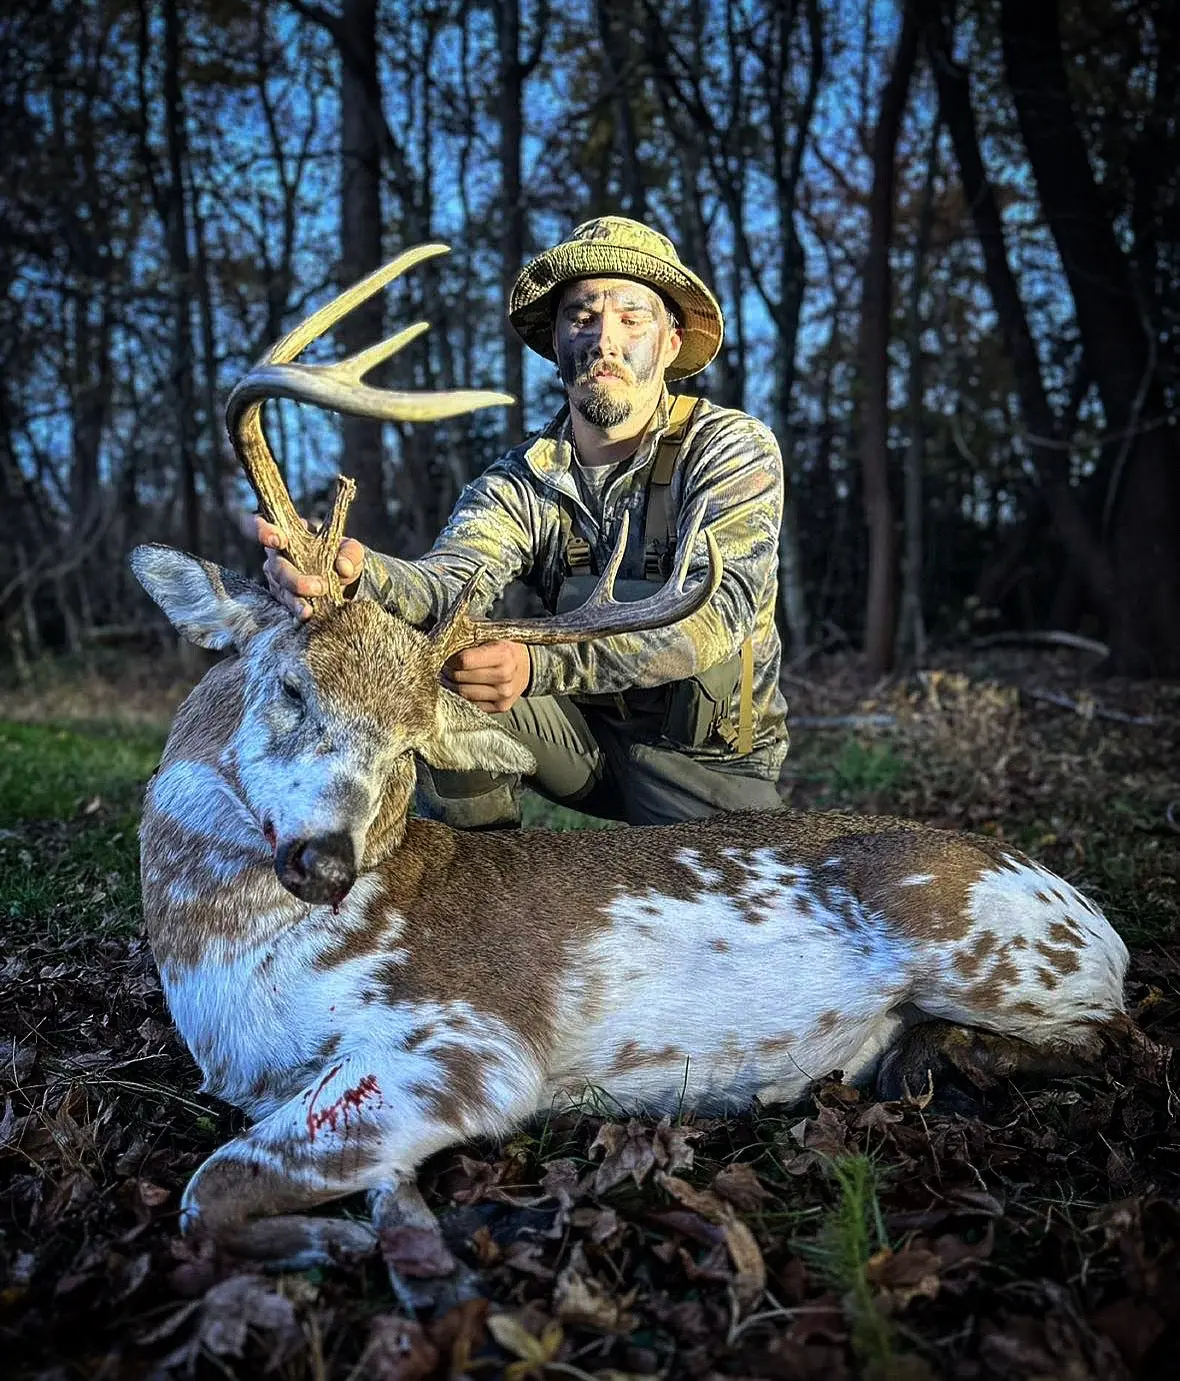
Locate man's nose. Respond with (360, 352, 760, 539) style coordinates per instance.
(585, 314, 626, 355)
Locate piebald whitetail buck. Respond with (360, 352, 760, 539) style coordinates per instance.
(133, 245, 1130, 1285)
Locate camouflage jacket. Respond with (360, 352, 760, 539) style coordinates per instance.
(358, 390, 790, 761)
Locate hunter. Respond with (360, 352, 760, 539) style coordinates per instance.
(253, 216, 790, 828)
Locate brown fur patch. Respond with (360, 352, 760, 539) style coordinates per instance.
(709, 937, 730, 953)
(410, 1044, 492, 1127)
(608, 1040, 686, 1075)
(962, 957, 1021, 1011)
(403, 1024, 437, 1051)
(759, 1032, 797, 1054)
(1035, 941, 1082, 976)
(814, 1009, 841, 1037)
(1048, 920, 1086, 949)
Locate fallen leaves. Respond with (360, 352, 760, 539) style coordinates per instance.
(3, 654, 1180, 1379)
(587, 1114, 698, 1193)
(657, 1172, 766, 1310)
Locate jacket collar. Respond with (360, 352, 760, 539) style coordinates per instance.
(521, 389, 673, 507)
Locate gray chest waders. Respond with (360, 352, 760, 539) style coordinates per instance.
(556, 394, 755, 755)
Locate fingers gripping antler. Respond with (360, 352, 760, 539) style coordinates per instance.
(430, 500, 724, 663)
(228, 244, 514, 604)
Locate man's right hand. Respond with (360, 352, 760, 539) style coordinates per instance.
(240, 513, 366, 621)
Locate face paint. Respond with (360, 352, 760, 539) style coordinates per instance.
(554, 280, 675, 431)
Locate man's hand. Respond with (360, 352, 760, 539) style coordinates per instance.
(442, 641, 530, 714)
(240, 513, 365, 621)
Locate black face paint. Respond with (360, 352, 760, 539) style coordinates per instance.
(556, 285, 668, 430)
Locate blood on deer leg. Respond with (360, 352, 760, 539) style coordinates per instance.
(180, 1054, 464, 1271)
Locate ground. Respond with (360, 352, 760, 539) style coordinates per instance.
(1, 646, 1177, 1380)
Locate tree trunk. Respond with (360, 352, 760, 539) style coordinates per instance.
(337, 0, 387, 549)
(896, 112, 939, 664)
(916, 0, 1121, 635)
(596, 0, 646, 221)
(494, 0, 544, 446)
(858, 7, 918, 676)
(163, 0, 199, 555)
(997, 0, 1180, 674)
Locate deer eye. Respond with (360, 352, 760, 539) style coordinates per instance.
(279, 676, 304, 707)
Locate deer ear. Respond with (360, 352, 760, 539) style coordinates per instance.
(418, 686, 537, 777)
(129, 545, 283, 651)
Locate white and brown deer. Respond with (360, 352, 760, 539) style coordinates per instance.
(132, 245, 1130, 1284)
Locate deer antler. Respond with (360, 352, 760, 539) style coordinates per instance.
(227, 243, 513, 604)
(430, 499, 724, 662)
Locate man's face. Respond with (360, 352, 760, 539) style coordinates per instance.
(553, 278, 683, 431)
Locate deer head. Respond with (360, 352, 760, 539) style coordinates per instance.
(132, 245, 721, 906)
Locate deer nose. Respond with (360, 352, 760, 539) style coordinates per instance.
(275, 833, 356, 905)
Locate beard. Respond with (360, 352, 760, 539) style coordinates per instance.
(571, 382, 635, 429)
(559, 345, 642, 430)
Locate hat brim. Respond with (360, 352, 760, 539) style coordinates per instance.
(508, 244, 723, 381)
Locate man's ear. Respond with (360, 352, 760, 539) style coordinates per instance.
(418, 686, 537, 777)
(664, 322, 683, 370)
(129, 545, 284, 651)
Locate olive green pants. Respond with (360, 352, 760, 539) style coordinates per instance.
(419, 694, 785, 829)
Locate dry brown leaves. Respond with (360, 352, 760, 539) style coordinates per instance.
(4, 651, 1180, 1378)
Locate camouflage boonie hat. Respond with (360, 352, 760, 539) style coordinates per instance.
(508, 216, 724, 380)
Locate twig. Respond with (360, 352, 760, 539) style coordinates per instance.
(971, 630, 1109, 658)
(1021, 687, 1159, 726)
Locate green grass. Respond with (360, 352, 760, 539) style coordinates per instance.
(788, 733, 910, 809)
(794, 1154, 897, 1374)
(0, 719, 164, 828)
(520, 790, 617, 831)
(0, 719, 164, 937)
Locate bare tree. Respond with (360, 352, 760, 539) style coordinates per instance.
(997, 0, 1180, 674)
(858, 4, 918, 676)
(914, 0, 1120, 636)
(493, 0, 549, 446)
(896, 109, 940, 665)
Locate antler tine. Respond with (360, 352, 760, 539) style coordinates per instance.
(431, 501, 723, 664)
(227, 244, 515, 605)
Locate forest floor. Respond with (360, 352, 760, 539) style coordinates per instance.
(1, 645, 1177, 1380)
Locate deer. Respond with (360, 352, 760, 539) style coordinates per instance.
(131, 244, 1130, 1297)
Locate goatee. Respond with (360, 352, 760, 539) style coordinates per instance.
(571, 387, 634, 429)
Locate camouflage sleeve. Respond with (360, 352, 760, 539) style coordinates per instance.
(355, 462, 542, 624)
(526, 412, 783, 695)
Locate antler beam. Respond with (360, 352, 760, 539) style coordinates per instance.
(430, 500, 723, 662)
(227, 244, 514, 604)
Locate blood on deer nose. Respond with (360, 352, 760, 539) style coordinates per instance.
(274, 833, 356, 906)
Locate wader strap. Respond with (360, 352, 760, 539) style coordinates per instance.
(645, 393, 703, 576)
(737, 637, 754, 755)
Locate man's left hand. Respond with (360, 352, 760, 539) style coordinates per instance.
(442, 641, 530, 714)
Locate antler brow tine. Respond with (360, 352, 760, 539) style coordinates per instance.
(228, 245, 514, 604)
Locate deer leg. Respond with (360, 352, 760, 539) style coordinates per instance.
(876, 1019, 1090, 1102)
(181, 1054, 474, 1270)
(182, 1044, 543, 1274)
(370, 1176, 485, 1314)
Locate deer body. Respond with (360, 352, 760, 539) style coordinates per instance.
(131, 250, 1128, 1274)
(136, 601, 1129, 1268)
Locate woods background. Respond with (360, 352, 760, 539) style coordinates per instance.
(4, 0, 1178, 680)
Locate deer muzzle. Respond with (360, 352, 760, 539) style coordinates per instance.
(274, 833, 356, 906)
